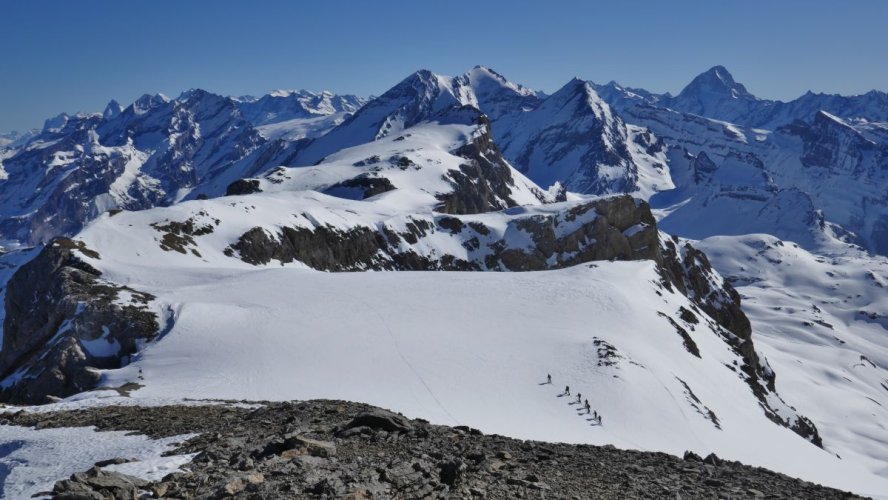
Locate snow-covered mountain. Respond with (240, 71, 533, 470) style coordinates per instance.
(233, 105, 550, 214)
(5, 165, 874, 490)
(234, 90, 365, 142)
(0, 129, 38, 150)
(294, 67, 669, 199)
(493, 78, 671, 197)
(0, 88, 364, 245)
(598, 65, 888, 129)
(1, 65, 888, 495)
(663, 65, 762, 123)
(592, 69, 888, 256)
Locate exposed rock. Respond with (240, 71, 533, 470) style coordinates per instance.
(342, 409, 414, 434)
(227, 195, 660, 272)
(225, 178, 262, 196)
(436, 111, 541, 214)
(52, 467, 147, 499)
(1, 400, 858, 500)
(325, 174, 395, 199)
(0, 239, 158, 404)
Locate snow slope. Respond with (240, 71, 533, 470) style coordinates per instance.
(244, 110, 547, 213)
(3, 182, 870, 494)
(53, 244, 888, 496)
(235, 90, 365, 142)
(698, 234, 888, 482)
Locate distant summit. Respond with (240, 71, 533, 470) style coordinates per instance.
(663, 66, 760, 119)
(678, 65, 756, 101)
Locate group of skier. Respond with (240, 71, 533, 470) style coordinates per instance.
(547, 374, 603, 425)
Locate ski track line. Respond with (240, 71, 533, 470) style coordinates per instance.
(354, 294, 462, 427)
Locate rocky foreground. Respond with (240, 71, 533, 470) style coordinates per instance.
(3, 400, 860, 499)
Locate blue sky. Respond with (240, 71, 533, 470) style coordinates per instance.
(2, 0, 886, 132)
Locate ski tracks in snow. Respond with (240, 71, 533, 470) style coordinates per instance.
(352, 294, 461, 426)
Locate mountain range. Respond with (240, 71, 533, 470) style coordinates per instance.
(1, 65, 887, 496)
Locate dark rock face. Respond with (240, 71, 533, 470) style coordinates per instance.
(780, 112, 876, 172)
(324, 174, 395, 200)
(227, 195, 658, 272)
(436, 113, 540, 214)
(692, 151, 719, 184)
(225, 178, 262, 196)
(0, 239, 158, 404)
(2, 400, 859, 499)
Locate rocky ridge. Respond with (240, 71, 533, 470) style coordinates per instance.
(0, 238, 158, 404)
(1, 400, 860, 499)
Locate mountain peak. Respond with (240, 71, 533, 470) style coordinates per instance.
(42, 112, 70, 133)
(102, 100, 123, 121)
(132, 93, 171, 114)
(556, 77, 596, 98)
(706, 65, 732, 79)
(679, 65, 755, 101)
(466, 66, 512, 85)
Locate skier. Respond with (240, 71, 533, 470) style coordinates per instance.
(547, 373, 552, 384)
(585, 399, 590, 414)
(593, 410, 598, 420)
(599, 415, 603, 425)
(576, 393, 582, 404)
(565, 385, 570, 395)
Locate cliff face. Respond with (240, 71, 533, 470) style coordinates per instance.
(228, 195, 658, 271)
(0, 239, 158, 403)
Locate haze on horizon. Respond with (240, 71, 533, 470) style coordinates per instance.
(1, 0, 886, 132)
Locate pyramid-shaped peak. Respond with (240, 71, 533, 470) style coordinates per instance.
(706, 65, 734, 81)
(103, 99, 123, 120)
(554, 77, 595, 97)
(680, 66, 755, 100)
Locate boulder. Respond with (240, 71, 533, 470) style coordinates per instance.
(341, 409, 413, 434)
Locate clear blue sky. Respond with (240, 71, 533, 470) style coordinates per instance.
(2, 0, 886, 132)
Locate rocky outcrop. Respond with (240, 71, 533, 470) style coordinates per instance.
(657, 235, 823, 446)
(3, 400, 859, 499)
(227, 195, 659, 272)
(324, 174, 395, 200)
(436, 112, 542, 214)
(0, 238, 158, 404)
(225, 178, 262, 196)
(53, 467, 148, 499)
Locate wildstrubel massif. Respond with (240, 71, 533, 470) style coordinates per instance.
(0, 65, 887, 497)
